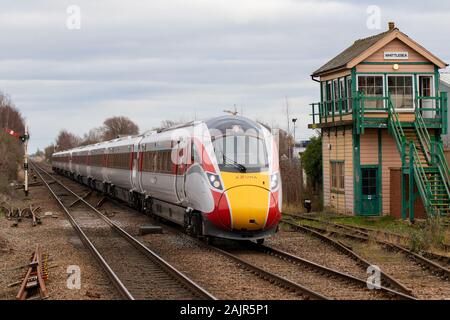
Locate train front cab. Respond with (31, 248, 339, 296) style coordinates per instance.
(200, 117, 282, 241)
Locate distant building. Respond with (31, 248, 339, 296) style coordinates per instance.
(441, 74, 450, 148)
(293, 140, 311, 159)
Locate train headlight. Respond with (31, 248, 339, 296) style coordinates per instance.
(270, 173, 280, 191)
(207, 173, 223, 191)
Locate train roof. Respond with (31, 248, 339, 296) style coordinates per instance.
(52, 116, 266, 156)
(205, 115, 264, 133)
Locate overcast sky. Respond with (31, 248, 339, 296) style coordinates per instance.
(0, 0, 449, 152)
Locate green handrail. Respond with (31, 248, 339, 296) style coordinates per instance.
(442, 92, 448, 134)
(360, 92, 365, 134)
(414, 110, 433, 163)
(411, 143, 435, 215)
(387, 100, 439, 215)
(310, 97, 356, 126)
(386, 96, 407, 165)
(436, 142, 450, 197)
(355, 93, 389, 135)
(414, 108, 450, 206)
(356, 92, 362, 134)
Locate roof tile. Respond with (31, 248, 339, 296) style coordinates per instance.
(312, 29, 394, 77)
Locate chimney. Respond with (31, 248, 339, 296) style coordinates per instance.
(388, 22, 395, 31)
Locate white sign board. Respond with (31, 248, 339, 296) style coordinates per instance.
(384, 52, 409, 60)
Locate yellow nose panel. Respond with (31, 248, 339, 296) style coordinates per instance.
(221, 172, 269, 189)
(221, 172, 270, 231)
(225, 186, 270, 230)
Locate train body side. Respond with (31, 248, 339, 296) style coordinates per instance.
(52, 116, 282, 241)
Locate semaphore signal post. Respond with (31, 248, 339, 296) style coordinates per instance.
(3, 126, 30, 196)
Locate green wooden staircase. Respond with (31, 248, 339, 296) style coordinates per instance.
(387, 97, 450, 217)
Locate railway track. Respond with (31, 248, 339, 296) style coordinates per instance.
(285, 212, 450, 252)
(31, 161, 216, 300)
(212, 241, 415, 300)
(282, 216, 450, 299)
(30, 163, 415, 300)
(205, 244, 329, 300)
(295, 214, 450, 267)
(283, 213, 450, 280)
(279, 218, 414, 295)
(33, 163, 326, 300)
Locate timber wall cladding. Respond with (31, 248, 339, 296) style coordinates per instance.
(366, 39, 430, 63)
(322, 132, 330, 209)
(360, 129, 379, 166)
(322, 127, 353, 215)
(357, 39, 435, 73)
(344, 127, 354, 214)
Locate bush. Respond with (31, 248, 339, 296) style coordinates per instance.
(409, 215, 445, 252)
(301, 136, 322, 191)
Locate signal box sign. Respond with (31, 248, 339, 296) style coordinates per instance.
(384, 52, 409, 60)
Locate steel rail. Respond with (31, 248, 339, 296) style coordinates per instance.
(280, 219, 414, 296)
(285, 212, 450, 251)
(31, 161, 133, 299)
(39, 164, 324, 300)
(252, 243, 415, 300)
(284, 216, 450, 280)
(31, 161, 216, 300)
(206, 244, 329, 300)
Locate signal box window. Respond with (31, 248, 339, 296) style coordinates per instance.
(331, 161, 345, 193)
(358, 76, 384, 109)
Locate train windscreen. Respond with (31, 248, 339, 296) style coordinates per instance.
(212, 134, 268, 173)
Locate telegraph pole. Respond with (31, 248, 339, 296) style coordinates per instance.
(285, 97, 291, 159)
(292, 118, 297, 149)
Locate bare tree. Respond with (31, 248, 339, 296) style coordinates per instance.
(0, 92, 25, 190)
(44, 144, 55, 162)
(55, 130, 81, 151)
(102, 116, 139, 140)
(278, 129, 294, 159)
(80, 127, 104, 146)
(0, 93, 25, 134)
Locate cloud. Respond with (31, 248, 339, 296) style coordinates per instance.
(0, 0, 449, 152)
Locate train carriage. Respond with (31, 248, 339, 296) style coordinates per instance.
(52, 116, 282, 242)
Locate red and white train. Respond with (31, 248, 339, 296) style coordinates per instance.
(52, 116, 282, 243)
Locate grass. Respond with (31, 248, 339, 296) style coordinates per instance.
(282, 204, 306, 215)
(408, 216, 447, 252)
(329, 215, 414, 235)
